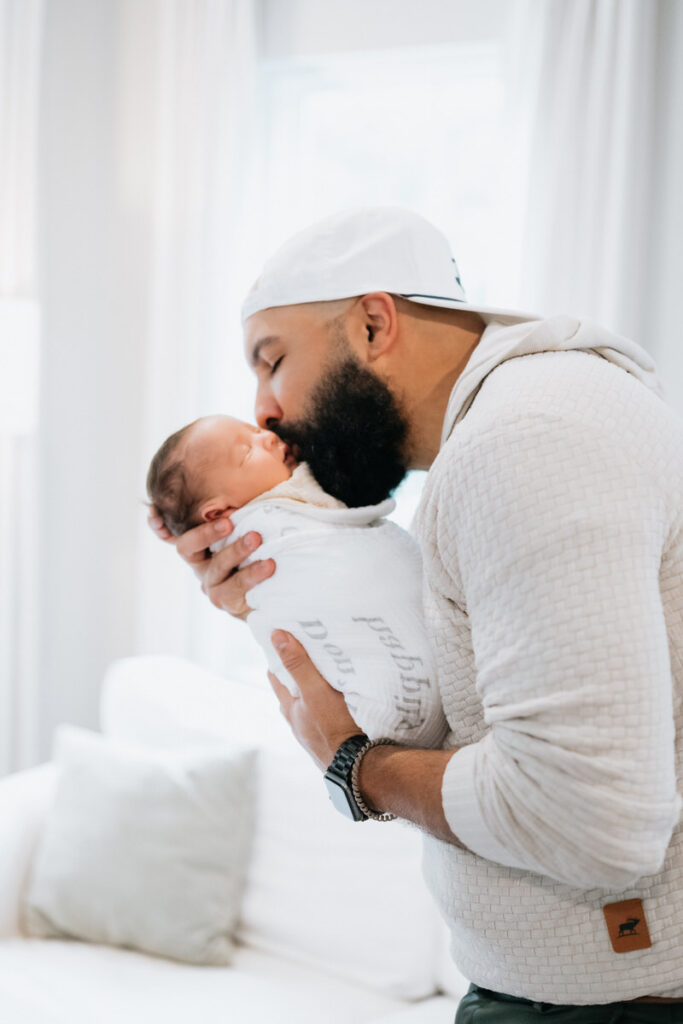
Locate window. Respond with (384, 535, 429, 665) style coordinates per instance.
(258, 42, 519, 524)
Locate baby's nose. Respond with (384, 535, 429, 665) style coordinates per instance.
(260, 430, 278, 450)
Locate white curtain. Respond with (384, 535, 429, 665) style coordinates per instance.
(134, 0, 269, 684)
(509, 0, 683, 381)
(0, 0, 43, 775)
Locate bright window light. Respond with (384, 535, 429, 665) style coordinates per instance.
(258, 43, 518, 523)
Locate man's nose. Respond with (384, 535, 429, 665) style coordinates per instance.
(254, 389, 282, 430)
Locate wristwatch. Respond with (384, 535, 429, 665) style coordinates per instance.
(323, 734, 397, 822)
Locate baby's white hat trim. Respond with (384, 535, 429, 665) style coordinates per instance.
(241, 206, 538, 325)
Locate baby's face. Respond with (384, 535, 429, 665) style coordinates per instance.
(184, 415, 296, 521)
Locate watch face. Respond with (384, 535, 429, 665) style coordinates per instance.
(324, 775, 366, 821)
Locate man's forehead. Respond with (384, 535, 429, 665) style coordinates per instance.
(243, 333, 278, 369)
(243, 308, 284, 354)
(243, 306, 320, 364)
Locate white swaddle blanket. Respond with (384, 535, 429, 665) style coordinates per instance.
(211, 464, 447, 748)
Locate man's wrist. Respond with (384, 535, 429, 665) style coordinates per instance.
(357, 743, 466, 847)
(350, 739, 398, 821)
(356, 743, 400, 816)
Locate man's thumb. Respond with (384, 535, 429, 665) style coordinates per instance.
(271, 630, 307, 673)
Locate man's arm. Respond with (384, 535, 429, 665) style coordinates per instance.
(356, 743, 466, 846)
(150, 510, 466, 845)
(267, 629, 466, 847)
(433, 413, 681, 890)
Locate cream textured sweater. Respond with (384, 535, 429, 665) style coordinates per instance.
(413, 315, 683, 1004)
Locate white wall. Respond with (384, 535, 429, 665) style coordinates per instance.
(36, 0, 156, 756)
(33, 0, 511, 761)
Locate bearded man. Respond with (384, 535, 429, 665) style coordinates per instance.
(150, 208, 683, 1020)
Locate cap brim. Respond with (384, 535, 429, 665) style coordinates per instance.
(242, 288, 541, 326)
(398, 294, 541, 325)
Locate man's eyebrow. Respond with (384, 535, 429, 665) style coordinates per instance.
(249, 335, 280, 369)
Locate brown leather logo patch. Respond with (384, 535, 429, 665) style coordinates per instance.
(603, 899, 652, 953)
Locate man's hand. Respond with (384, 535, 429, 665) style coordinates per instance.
(267, 629, 463, 844)
(147, 508, 176, 544)
(268, 630, 362, 770)
(147, 506, 275, 620)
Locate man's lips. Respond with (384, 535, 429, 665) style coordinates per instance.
(282, 442, 299, 467)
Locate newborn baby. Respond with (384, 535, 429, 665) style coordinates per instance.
(147, 414, 447, 748)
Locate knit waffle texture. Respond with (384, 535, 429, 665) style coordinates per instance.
(413, 316, 683, 1004)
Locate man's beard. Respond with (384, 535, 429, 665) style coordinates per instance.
(273, 349, 410, 507)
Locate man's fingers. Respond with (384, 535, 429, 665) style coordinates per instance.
(271, 631, 320, 690)
(147, 508, 176, 544)
(240, 558, 276, 590)
(205, 558, 275, 616)
(203, 548, 273, 597)
(269, 631, 361, 762)
(176, 517, 234, 567)
(267, 671, 295, 718)
(201, 532, 264, 589)
(169, 516, 273, 619)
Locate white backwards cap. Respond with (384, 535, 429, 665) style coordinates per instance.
(241, 206, 537, 325)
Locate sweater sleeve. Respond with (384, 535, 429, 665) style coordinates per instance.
(439, 412, 682, 890)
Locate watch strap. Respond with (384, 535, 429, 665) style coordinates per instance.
(325, 733, 370, 778)
(324, 734, 371, 821)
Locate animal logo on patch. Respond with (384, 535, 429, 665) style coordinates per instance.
(602, 899, 652, 953)
(618, 917, 640, 938)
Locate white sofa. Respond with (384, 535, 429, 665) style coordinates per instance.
(0, 656, 468, 1023)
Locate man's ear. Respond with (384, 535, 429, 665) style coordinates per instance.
(201, 501, 235, 522)
(358, 292, 398, 360)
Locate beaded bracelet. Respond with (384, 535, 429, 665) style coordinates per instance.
(350, 737, 398, 822)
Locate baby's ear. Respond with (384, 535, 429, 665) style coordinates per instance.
(201, 502, 235, 522)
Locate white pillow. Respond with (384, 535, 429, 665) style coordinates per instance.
(102, 657, 444, 999)
(236, 745, 442, 1000)
(21, 724, 256, 965)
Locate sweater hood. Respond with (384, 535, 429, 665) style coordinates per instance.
(441, 314, 664, 446)
(231, 461, 396, 527)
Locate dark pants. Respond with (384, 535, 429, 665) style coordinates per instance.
(455, 984, 683, 1024)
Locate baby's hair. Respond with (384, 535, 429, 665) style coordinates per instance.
(146, 420, 202, 537)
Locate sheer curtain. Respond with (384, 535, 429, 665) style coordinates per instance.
(509, 0, 682, 372)
(134, 0, 269, 683)
(0, 0, 43, 775)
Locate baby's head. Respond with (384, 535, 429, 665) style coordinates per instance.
(146, 415, 296, 536)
